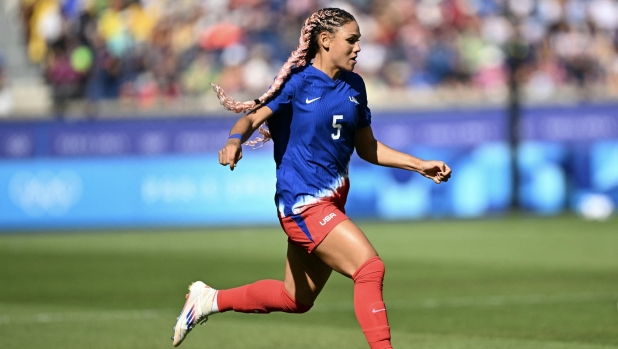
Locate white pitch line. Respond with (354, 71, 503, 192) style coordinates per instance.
(0, 293, 616, 325)
(0, 309, 166, 325)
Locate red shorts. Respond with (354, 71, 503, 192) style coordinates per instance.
(278, 203, 350, 253)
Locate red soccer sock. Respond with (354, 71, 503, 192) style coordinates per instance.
(352, 256, 392, 349)
(217, 279, 312, 314)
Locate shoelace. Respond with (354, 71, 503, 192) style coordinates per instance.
(196, 315, 209, 326)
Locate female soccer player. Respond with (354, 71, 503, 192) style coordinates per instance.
(172, 8, 451, 349)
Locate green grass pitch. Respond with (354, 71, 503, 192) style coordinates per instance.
(1, 215, 617, 349)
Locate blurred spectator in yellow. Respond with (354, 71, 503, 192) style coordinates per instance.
(25, 0, 62, 64)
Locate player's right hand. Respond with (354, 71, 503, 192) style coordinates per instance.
(219, 139, 243, 171)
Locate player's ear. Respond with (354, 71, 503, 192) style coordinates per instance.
(318, 31, 331, 51)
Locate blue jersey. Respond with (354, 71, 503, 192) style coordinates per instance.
(265, 65, 372, 217)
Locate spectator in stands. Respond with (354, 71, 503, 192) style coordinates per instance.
(46, 39, 84, 117)
(0, 53, 13, 116)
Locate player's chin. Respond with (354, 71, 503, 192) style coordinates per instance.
(344, 60, 357, 71)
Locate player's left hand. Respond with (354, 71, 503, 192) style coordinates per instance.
(418, 160, 452, 184)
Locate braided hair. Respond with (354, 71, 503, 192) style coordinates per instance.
(211, 8, 356, 146)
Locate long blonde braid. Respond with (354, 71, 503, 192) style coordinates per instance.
(211, 8, 356, 146)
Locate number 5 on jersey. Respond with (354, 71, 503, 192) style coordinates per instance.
(331, 115, 343, 140)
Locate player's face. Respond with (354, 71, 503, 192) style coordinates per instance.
(332, 21, 361, 72)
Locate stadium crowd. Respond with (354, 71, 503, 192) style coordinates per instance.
(17, 0, 618, 113)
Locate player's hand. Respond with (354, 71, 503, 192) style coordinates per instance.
(219, 139, 243, 171)
(418, 160, 451, 184)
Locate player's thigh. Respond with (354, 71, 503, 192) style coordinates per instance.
(313, 219, 378, 278)
(284, 241, 333, 305)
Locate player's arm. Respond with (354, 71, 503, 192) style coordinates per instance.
(354, 126, 452, 184)
(219, 106, 274, 171)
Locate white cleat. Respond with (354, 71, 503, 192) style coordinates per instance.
(171, 281, 218, 347)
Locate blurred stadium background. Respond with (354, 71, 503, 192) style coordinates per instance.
(1, 0, 617, 349)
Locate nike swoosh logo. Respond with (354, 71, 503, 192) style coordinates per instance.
(372, 309, 386, 313)
(306, 97, 321, 104)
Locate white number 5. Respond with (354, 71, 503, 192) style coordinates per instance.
(331, 115, 343, 140)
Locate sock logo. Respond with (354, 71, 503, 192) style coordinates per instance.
(372, 308, 386, 313)
(319, 213, 337, 226)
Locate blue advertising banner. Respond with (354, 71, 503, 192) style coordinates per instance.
(0, 103, 617, 231)
(0, 155, 278, 229)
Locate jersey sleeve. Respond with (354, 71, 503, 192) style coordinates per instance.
(356, 77, 372, 129)
(265, 76, 296, 114)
